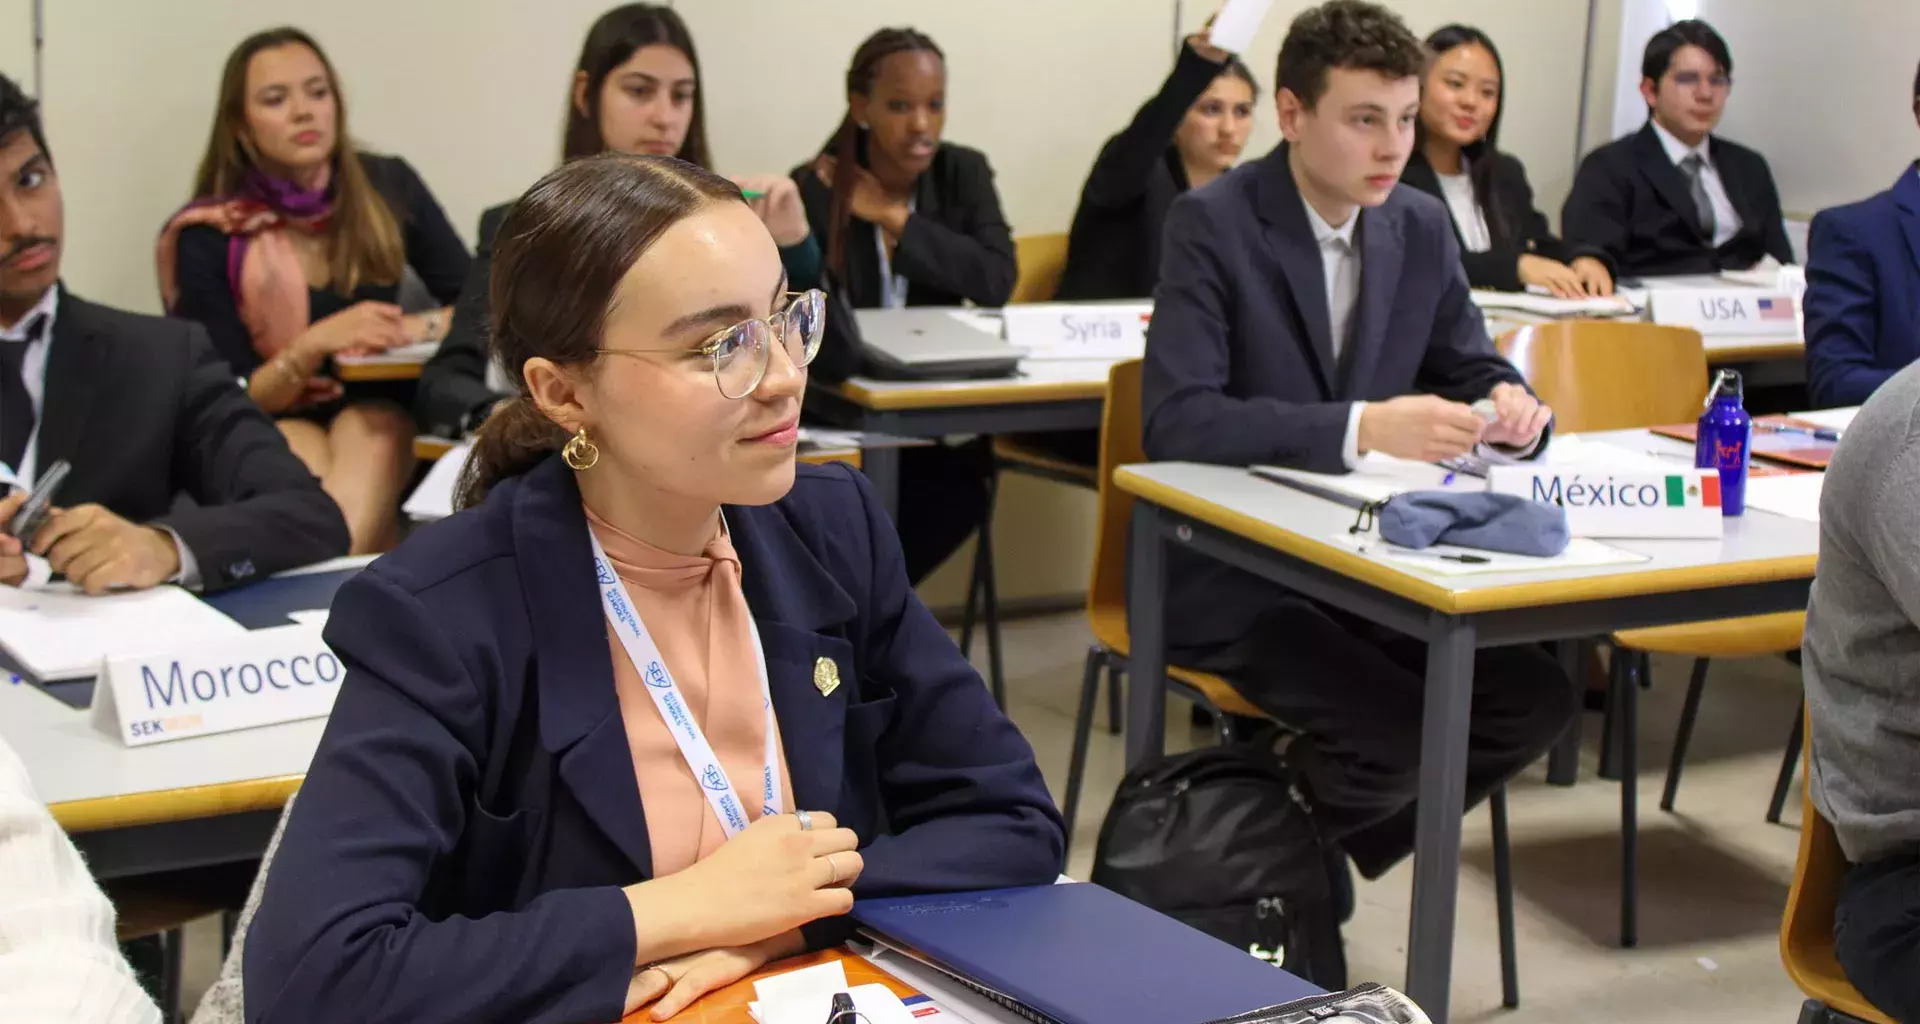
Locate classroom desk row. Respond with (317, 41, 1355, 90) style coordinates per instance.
(1117, 427, 1827, 1022)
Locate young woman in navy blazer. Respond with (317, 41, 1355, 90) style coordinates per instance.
(243, 154, 1064, 1024)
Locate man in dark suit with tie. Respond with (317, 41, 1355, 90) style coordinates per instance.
(1562, 20, 1794, 279)
(1803, 62, 1920, 409)
(1143, 0, 1576, 882)
(0, 74, 346, 594)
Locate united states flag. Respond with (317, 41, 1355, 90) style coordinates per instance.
(1757, 297, 1796, 321)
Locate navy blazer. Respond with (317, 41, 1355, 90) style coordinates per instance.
(1804, 164, 1920, 408)
(1143, 144, 1529, 650)
(243, 458, 1064, 1024)
(1561, 123, 1794, 279)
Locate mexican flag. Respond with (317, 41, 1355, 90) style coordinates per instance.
(1665, 474, 1722, 508)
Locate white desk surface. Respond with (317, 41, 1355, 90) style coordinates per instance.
(1116, 429, 1818, 616)
(0, 679, 321, 830)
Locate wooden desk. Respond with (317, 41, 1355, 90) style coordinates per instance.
(636, 950, 919, 1023)
(812, 359, 1117, 517)
(0, 560, 363, 877)
(336, 341, 438, 382)
(1117, 443, 1817, 1022)
(1, 680, 321, 878)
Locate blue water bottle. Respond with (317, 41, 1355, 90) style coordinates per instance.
(1694, 369, 1752, 517)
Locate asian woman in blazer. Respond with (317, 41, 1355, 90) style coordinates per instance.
(1400, 25, 1615, 297)
(242, 154, 1064, 1024)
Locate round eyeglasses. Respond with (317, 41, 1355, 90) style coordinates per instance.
(596, 289, 826, 400)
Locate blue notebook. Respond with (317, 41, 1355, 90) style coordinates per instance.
(852, 883, 1321, 1024)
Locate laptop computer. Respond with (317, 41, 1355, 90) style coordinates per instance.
(852, 883, 1320, 1024)
(854, 308, 1022, 381)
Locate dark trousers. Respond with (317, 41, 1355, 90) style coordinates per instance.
(1177, 596, 1579, 879)
(1835, 852, 1920, 1022)
(895, 438, 992, 586)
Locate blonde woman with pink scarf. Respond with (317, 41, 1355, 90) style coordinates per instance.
(159, 27, 469, 554)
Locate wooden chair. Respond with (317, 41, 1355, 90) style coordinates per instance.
(1010, 232, 1069, 305)
(1781, 720, 1895, 1024)
(1061, 360, 1524, 1008)
(1499, 320, 1808, 948)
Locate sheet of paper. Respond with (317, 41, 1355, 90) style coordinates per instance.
(1795, 407, 1858, 431)
(1207, 0, 1276, 52)
(860, 943, 1023, 1024)
(1745, 473, 1825, 522)
(1632, 273, 1741, 290)
(751, 960, 849, 1004)
(404, 442, 470, 521)
(798, 426, 864, 450)
(1330, 533, 1649, 576)
(751, 983, 916, 1024)
(1544, 435, 1693, 472)
(0, 584, 247, 682)
(1472, 290, 1640, 318)
(1253, 453, 1477, 506)
(286, 609, 330, 628)
(335, 341, 440, 367)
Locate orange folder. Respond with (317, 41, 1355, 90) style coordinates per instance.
(630, 949, 924, 1024)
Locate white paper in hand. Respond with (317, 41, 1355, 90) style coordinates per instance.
(1208, 0, 1276, 53)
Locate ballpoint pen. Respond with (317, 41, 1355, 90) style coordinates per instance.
(1357, 545, 1491, 564)
(1756, 423, 1842, 442)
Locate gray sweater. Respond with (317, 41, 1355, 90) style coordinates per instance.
(1806, 361, 1920, 865)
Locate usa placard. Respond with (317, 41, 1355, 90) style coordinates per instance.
(1487, 466, 1724, 539)
(1648, 288, 1800, 338)
(89, 624, 343, 747)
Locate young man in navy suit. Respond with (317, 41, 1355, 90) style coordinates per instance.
(1803, 61, 1920, 409)
(1562, 20, 1794, 279)
(1142, 0, 1575, 883)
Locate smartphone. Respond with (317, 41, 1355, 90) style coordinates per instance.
(7, 459, 70, 541)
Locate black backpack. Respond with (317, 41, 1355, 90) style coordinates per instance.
(1091, 741, 1347, 989)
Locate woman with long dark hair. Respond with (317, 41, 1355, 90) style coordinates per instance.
(794, 28, 1015, 309)
(416, 3, 819, 439)
(242, 154, 1062, 1024)
(1401, 25, 1614, 296)
(161, 27, 470, 554)
(789, 28, 1012, 583)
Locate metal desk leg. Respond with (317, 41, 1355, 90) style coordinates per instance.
(1547, 638, 1584, 787)
(1405, 614, 1477, 1024)
(862, 443, 902, 521)
(1124, 505, 1169, 770)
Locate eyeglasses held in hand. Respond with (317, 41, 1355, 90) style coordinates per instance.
(597, 289, 827, 400)
(825, 991, 871, 1024)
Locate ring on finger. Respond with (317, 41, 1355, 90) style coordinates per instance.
(797, 809, 814, 832)
(826, 852, 842, 884)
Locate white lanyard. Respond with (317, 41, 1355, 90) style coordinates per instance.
(874, 196, 916, 310)
(588, 528, 781, 837)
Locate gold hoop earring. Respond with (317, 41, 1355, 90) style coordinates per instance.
(562, 428, 599, 471)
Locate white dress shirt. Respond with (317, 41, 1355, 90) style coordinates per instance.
(1300, 197, 1370, 470)
(0, 286, 199, 588)
(1650, 119, 1742, 248)
(1435, 158, 1492, 253)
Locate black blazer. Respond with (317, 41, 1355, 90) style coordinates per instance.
(40, 291, 348, 590)
(1056, 45, 1220, 301)
(792, 142, 1016, 309)
(172, 153, 471, 381)
(1143, 146, 1533, 650)
(1400, 149, 1613, 292)
(1561, 123, 1794, 279)
(242, 457, 1064, 1024)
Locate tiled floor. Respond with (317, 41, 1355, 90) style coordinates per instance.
(174, 610, 1816, 1022)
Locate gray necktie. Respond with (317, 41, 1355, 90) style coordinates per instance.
(1681, 153, 1717, 241)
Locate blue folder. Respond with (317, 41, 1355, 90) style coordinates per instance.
(852, 883, 1321, 1024)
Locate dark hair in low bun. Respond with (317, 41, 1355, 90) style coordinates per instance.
(455, 153, 743, 509)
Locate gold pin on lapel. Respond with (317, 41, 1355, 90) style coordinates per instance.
(813, 657, 841, 697)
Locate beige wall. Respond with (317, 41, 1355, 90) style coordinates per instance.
(9, 1, 1596, 606)
(1695, 0, 1920, 217)
(0, 1, 31, 99)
